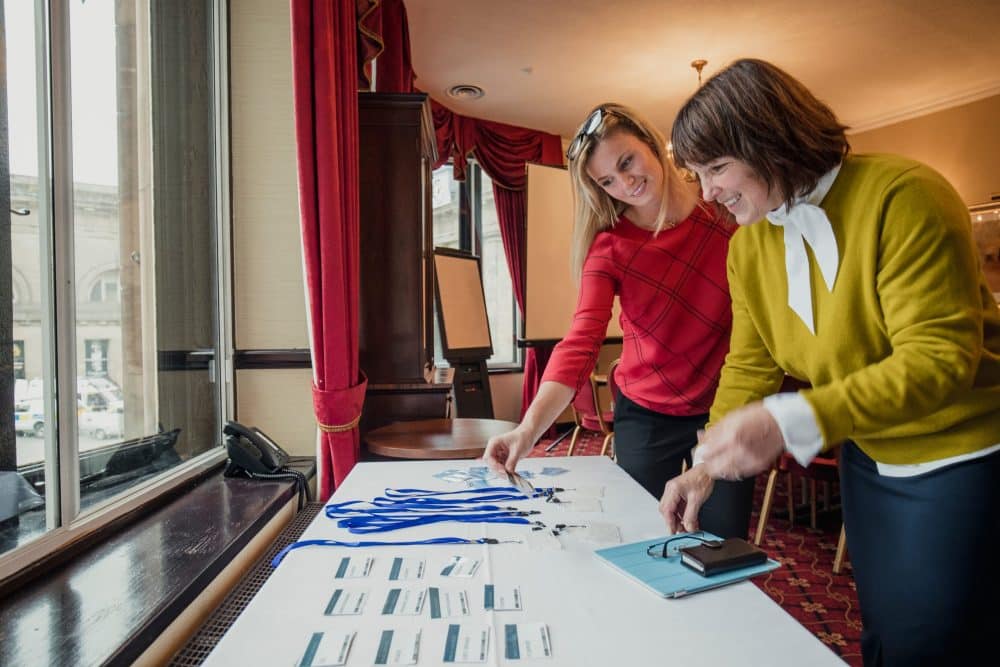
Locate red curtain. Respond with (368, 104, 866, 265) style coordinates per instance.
(431, 101, 563, 417)
(290, 0, 367, 499)
(356, 0, 414, 93)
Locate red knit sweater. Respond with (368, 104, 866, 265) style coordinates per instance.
(541, 204, 734, 416)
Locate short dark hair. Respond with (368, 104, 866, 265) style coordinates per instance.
(671, 58, 849, 208)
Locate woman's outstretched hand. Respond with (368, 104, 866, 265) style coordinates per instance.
(659, 465, 715, 534)
(483, 427, 534, 474)
(699, 402, 785, 482)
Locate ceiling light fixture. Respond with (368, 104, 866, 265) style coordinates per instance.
(670, 59, 708, 179)
(446, 84, 485, 100)
(691, 59, 708, 86)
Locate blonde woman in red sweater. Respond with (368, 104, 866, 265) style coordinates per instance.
(484, 103, 753, 538)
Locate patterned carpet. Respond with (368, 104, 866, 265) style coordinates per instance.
(530, 430, 863, 666)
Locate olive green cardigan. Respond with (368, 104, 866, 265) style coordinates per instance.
(710, 154, 1000, 464)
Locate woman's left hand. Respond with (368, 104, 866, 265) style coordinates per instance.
(699, 403, 785, 482)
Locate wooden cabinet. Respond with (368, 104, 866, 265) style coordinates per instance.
(358, 92, 449, 433)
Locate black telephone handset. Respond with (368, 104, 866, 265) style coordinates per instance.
(224, 421, 291, 475)
(223, 421, 312, 508)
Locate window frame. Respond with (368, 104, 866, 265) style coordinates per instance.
(432, 160, 523, 372)
(0, 0, 233, 585)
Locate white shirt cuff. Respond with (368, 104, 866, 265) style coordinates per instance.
(762, 393, 824, 467)
(691, 444, 705, 467)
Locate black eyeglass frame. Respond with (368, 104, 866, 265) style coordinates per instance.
(645, 531, 724, 560)
(565, 106, 616, 161)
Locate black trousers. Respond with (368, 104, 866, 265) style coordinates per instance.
(613, 394, 755, 539)
(840, 441, 1000, 667)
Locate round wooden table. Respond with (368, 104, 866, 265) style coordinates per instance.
(364, 418, 518, 460)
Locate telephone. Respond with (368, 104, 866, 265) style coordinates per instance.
(224, 421, 290, 475)
(223, 421, 312, 507)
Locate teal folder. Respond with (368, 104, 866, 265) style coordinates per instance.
(594, 532, 780, 598)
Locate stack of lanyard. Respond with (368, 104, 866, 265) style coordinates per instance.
(271, 485, 562, 566)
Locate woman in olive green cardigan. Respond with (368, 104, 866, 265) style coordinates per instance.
(662, 58, 1000, 667)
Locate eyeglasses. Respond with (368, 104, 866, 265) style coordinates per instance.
(646, 531, 723, 560)
(565, 107, 615, 161)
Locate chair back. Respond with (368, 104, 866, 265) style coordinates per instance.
(606, 358, 622, 407)
(570, 368, 611, 434)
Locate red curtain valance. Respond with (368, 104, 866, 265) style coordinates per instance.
(356, 0, 414, 92)
(431, 100, 562, 189)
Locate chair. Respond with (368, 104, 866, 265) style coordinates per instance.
(601, 358, 622, 458)
(753, 376, 848, 573)
(566, 360, 617, 457)
(755, 450, 849, 573)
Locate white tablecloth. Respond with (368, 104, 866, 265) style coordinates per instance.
(204, 456, 844, 666)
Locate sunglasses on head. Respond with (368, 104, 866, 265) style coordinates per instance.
(565, 106, 618, 161)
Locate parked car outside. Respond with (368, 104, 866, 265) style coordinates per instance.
(79, 408, 124, 440)
(14, 400, 45, 438)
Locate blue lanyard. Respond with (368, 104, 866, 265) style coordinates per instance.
(271, 536, 513, 567)
(319, 486, 557, 534)
(337, 511, 540, 534)
(382, 486, 539, 499)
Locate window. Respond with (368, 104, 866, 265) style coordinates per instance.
(431, 162, 520, 368)
(2, 1, 230, 573)
(88, 270, 120, 303)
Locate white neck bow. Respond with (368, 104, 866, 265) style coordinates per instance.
(765, 164, 842, 335)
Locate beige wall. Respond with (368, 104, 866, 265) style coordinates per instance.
(231, 0, 307, 351)
(849, 94, 1000, 206)
(230, 0, 314, 447)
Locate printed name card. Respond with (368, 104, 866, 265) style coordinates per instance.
(381, 587, 427, 616)
(442, 624, 491, 663)
(323, 588, 368, 616)
(388, 557, 425, 581)
(440, 555, 481, 577)
(429, 587, 471, 618)
(504, 623, 552, 660)
(484, 584, 523, 611)
(373, 629, 421, 665)
(334, 556, 374, 579)
(297, 630, 356, 667)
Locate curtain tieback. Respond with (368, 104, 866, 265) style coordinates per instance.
(317, 414, 361, 433)
(313, 372, 368, 434)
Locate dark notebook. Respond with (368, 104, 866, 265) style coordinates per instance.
(679, 537, 768, 577)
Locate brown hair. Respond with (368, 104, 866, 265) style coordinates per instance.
(671, 59, 849, 208)
(568, 103, 685, 280)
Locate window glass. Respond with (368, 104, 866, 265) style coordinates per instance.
(3, 0, 224, 555)
(432, 165, 460, 249)
(478, 171, 517, 366)
(7, 0, 50, 552)
(429, 163, 520, 369)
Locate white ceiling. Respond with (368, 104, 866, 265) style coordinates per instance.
(407, 0, 1000, 140)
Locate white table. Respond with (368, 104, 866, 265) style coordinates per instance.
(204, 456, 844, 666)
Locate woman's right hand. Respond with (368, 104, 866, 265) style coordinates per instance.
(483, 428, 534, 474)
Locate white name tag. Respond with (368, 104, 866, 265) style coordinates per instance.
(582, 522, 621, 544)
(551, 497, 603, 512)
(504, 623, 553, 660)
(381, 587, 427, 616)
(429, 587, 470, 618)
(334, 556, 374, 579)
(388, 557, 425, 580)
(298, 630, 356, 667)
(323, 588, 368, 616)
(442, 624, 491, 663)
(440, 555, 481, 577)
(484, 584, 523, 611)
(373, 628, 421, 665)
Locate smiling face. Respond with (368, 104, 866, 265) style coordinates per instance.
(689, 157, 785, 225)
(585, 129, 664, 223)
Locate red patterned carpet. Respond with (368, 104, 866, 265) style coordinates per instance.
(530, 431, 862, 666)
